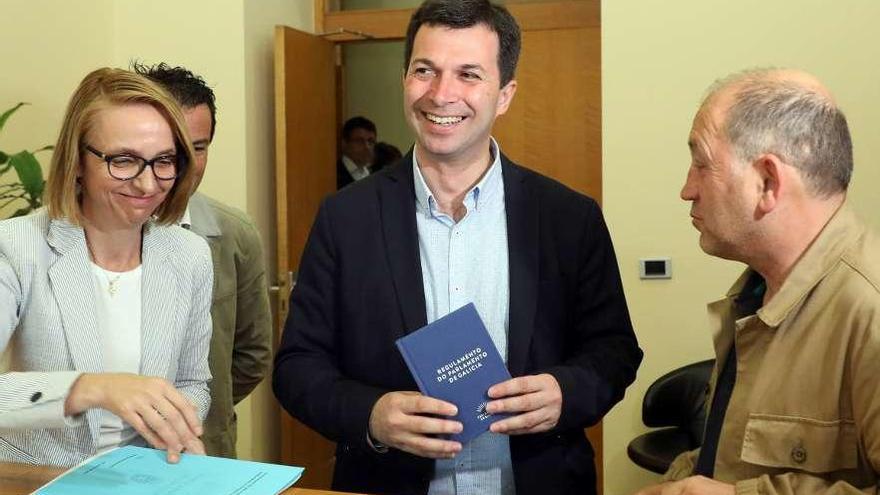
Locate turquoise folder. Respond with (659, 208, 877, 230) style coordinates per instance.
(36, 446, 304, 495)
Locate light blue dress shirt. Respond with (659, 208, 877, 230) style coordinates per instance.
(413, 140, 515, 495)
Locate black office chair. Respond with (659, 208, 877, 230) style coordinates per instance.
(627, 359, 715, 474)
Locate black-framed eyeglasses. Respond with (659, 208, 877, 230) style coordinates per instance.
(84, 145, 179, 181)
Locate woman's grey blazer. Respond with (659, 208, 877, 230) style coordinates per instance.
(0, 209, 213, 466)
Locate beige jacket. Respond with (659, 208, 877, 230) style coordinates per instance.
(187, 193, 273, 458)
(666, 204, 880, 494)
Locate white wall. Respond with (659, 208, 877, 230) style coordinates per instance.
(0, 0, 113, 217)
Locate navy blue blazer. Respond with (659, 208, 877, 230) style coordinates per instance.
(336, 158, 355, 190)
(274, 153, 642, 495)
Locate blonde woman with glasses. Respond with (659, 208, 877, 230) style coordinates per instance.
(0, 68, 212, 466)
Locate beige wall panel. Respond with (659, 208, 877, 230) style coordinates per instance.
(0, 0, 114, 217)
(112, 0, 248, 211)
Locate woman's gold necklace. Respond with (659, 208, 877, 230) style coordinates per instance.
(86, 239, 125, 297)
(102, 271, 122, 297)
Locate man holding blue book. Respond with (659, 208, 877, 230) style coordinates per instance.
(273, 1, 642, 494)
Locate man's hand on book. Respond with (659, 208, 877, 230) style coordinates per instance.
(368, 391, 463, 458)
(485, 373, 562, 435)
(65, 373, 204, 463)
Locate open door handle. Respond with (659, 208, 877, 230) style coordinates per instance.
(270, 271, 297, 294)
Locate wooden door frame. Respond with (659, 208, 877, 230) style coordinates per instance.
(274, 25, 340, 488)
(315, 1, 598, 41)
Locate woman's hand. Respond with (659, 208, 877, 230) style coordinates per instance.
(65, 373, 204, 463)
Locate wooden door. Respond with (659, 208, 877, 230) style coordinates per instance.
(273, 25, 338, 489)
(493, 26, 601, 202)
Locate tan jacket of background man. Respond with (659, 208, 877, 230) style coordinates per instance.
(665, 204, 880, 494)
(187, 192, 273, 457)
(134, 62, 275, 458)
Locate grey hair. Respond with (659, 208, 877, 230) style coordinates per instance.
(709, 69, 853, 196)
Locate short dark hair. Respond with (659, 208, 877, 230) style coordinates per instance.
(342, 116, 377, 141)
(374, 141, 403, 169)
(404, 0, 521, 87)
(132, 62, 217, 141)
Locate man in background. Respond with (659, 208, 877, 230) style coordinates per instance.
(373, 141, 404, 172)
(273, 1, 642, 494)
(135, 63, 273, 459)
(636, 69, 880, 494)
(337, 115, 377, 189)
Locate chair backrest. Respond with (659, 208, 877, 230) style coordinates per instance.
(642, 359, 715, 443)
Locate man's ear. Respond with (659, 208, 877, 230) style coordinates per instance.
(496, 79, 518, 116)
(754, 153, 784, 214)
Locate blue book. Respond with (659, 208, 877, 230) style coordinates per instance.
(395, 303, 512, 444)
(35, 446, 304, 495)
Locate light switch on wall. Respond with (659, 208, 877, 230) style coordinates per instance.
(639, 258, 672, 279)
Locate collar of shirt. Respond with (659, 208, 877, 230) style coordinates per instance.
(717, 202, 862, 329)
(757, 201, 860, 327)
(733, 271, 766, 318)
(342, 154, 371, 180)
(178, 206, 192, 230)
(412, 137, 503, 220)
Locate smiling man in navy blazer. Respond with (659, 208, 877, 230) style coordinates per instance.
(273, 1, 642, 494)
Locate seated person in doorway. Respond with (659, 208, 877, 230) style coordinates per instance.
(372, 141, 404, 173)
(337, 116, 377, 189)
